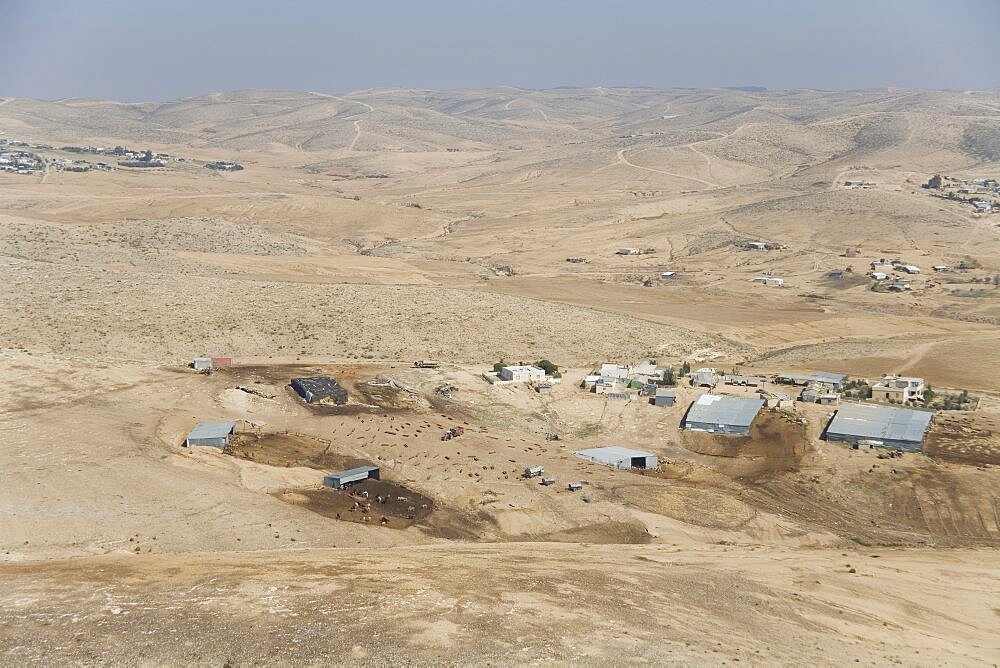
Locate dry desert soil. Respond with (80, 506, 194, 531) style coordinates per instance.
(2, 87, 1000, 665)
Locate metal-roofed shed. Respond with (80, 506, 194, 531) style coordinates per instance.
(825, 403, 933, 451)
(186, 421, 236, 448)
(291, 376, 348, 405)
(684, 394, 764, 435)
(323, 466, 380, 489)
(575, 446, 658, 470)
(652, 389, 676, 406)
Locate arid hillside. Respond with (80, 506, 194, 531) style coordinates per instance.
(2, 88, 999, 664)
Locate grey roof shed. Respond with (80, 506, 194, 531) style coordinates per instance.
(825, 403, 933, 451)
(323, 466, 380, 489)
(186, 421, 236, 448)
(575, 446, 658, 470)
(291, 376, 348, 404)
(652, 389, 676, 406)
(684, 394, 764, 435)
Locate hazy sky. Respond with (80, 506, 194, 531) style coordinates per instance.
(2, 0, 997, 101)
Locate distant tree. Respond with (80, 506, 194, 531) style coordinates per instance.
(535, 359, 559, 376)
(663, 366, 676, 386)
(680, 361, 691, 375)
(493, 361, 505, 373)
(141, 149, 153, 162)
(923, 385, 935, 404)
(928, 174, 942, 189)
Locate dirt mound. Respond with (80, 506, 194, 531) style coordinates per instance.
(739, 464, 1000, 547)
(680, 411, 808, 476)
(924, 414, 1000, 466)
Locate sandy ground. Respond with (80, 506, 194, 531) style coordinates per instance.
(2, 87, 1000, 663)
(3, 544, 999, 666)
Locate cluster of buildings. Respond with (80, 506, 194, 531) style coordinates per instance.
(205, 161, 244, 171)
(616, 247, 657, 255)
(0, 150, 43, 174)
(583, 360, 673, 401)
(53, 158, 115, 173)
(922, 174, 997, 213)
(744, 241, 786, 251)
(868, 258, 921, 291)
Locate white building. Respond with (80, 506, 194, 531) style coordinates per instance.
(499, 365, 547, 383)
(902, 265, 921, 274)
(599, 363, 631, 380)
(753, 276, 784, 287)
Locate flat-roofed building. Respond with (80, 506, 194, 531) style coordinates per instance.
(499, 365, 547, 383)
(825, 403, 933, 451)
(323, 466, 380, 489)
(684, 394, 764, 435)
(872, 374, 925, 405)
(185, 421, 236, 448)
(575, 446, 658, 470)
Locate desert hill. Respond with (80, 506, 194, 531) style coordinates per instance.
(1, 87, 999, 663)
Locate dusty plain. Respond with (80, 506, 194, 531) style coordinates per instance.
(2, 87, 1000, 664)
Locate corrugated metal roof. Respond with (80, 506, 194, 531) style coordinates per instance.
(686, 394, 764, 428)
(327, 465, 380, 479)
(655, 388, 676, 397)
(811, 371, 848, 383)
(576, 446, 656, 462)
(826, 403, 933, 444)
(187, 421, 236, 439)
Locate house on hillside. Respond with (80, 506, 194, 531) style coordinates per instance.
(498, 365, 547, 383)
(871, 374, 925, 405)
